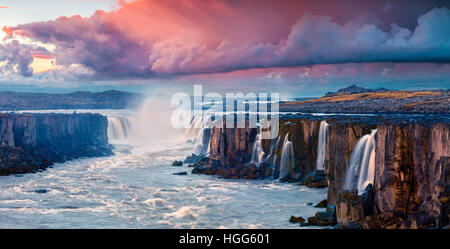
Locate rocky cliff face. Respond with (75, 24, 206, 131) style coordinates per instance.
(325, 122, 375, 207)
(335, 121, 449, 228)
(209, 119, 257, 167)
(274, 118, 321, 178)
(196, 116, 322, 180)
(0, 113, 112, 175)
(193, 114, 450, 228)
(372, 123, 449, 228)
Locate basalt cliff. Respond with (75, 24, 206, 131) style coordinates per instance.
(0, 112, 112, 175)
(190, 114, 450, 229)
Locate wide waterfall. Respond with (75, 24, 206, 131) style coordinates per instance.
(343, 129, 377, 195)
(279, 133, 294, 179)
(316, 120, 329, 171)
(107, 116, 137, 141)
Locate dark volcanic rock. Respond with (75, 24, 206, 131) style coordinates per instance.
(302, 211, 337, 226)
(315, 199, 328, 208)
(173, 172, 188, 175)
(188, 112, 450, 229)
(172, 161, 183, 166)
(289, 216, 305, 224)
(325, 122, 375, 209)
(373, 122, 450, 228)
(35, 189, 48, 194)
(0, 113, 112, 175)
(183, 153, 205, 164)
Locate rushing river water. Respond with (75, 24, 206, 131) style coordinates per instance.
(0, 108, 327, 228)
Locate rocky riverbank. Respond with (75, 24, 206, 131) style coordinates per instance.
(188, 113, 450, 228)
(0, 112, 113, 175)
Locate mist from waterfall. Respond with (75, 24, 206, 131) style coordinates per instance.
(279, 133, 294, 179)
(343, 129, 377, 195)
(316, 120, 329, 171)
(104, 97, 199, 153)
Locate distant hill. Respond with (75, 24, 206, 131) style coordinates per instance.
(0, 90, 144, 111)
(324, 84, 390, 97)
(281, 85, 449, 114)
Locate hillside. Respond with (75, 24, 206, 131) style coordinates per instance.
(281, 86, 449, 114)
(0, 90, 143, 110)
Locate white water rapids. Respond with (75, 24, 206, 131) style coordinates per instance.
(0, 104, 327, 228)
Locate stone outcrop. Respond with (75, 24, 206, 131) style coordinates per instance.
(192, 116, 322, 180)
(0, 112, 112, 175)
(336, 121, 450, 228)
(325, 122, 375, 209)
(190, 113, 450, 228)
(373, 123, 449, 228)
(208, 119, 257, 167)
(273, 118, 321, 178)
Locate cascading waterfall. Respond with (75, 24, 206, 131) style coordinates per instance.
(185, 115, 213, 155)
(279, 133, 294, 179)
(268, 136, 281, 178)
(250, 127, 265, 167)
(107, 116, 137, 141)
(315, 120, 329, 171)
(343, 129, 377, 195)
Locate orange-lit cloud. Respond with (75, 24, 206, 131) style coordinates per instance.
(3, 0, 450, 81)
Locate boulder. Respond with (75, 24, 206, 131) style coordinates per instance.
(183, 153, 205, 164)
(172, 161, 183, 166)
(314, 199, 328, 208)
(289, 216, 305, 224)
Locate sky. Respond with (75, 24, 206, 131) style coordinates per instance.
(0, 0, 449, 97)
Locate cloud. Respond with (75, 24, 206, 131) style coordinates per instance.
(3, 0, 450, 79)
(0, 40, 35, 77)
(0, 6, 9, 9)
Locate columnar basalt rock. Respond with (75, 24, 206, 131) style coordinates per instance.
(274, 118, 321, 178)
(190, 113, 450, 228)
(372, 123, 449, 228)
(335, 120, 449, 228)
(196, 116, 322, 180)
(325, 122, 375, 209)
(208, 119, 257, 167)
(0, 113, 112, 175)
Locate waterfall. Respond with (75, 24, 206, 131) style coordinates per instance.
(315, 120, 329, 171)
(343, 129, 377, 195)
(279, 133, 294, 179)
(272, 155, 277, 178)
(107, 117, 137, 141)
(185, 115, 213, 155)
(250, 128, 265, 167)
(264, 135, 280, 178)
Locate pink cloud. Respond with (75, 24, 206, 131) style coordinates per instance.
(3, 0, 450, 79)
